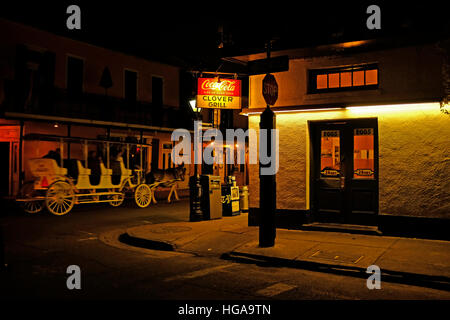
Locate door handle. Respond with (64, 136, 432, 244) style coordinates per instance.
(340, 175, 345, 189)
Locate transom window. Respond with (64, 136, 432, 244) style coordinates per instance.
(309, 64, 378, 93)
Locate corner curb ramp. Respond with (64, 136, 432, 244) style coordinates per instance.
(119, 232, 175, 251)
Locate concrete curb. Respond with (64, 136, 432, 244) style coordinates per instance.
(117, 215, 450, 292)
(119, 232, 175, 251)
(224, 250, 450, 292)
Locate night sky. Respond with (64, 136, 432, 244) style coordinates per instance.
(1, 1, 449, 71)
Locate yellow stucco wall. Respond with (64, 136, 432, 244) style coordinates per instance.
(247, 43, 448, 218)
(248, 103, 450, 218)
(249, 45, 443, 109)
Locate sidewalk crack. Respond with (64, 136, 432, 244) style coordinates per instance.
(372, 238, 400, 266)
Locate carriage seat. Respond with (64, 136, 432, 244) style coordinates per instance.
(29, 158, 67, 177)
(120, 159, 132, 177)
(100, 162, 112, 175)
(77, 161, 91, 176)
(63, 159, 78, 182)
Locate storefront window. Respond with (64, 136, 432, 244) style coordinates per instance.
(320, 130, 340, 178)
(353, 128, 375, 179)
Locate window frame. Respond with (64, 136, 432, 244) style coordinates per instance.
(66, 54, 85, 95)
(151, 75, 164, 106)
(123, 68, 139, 102)
(308, 63, 379, 94)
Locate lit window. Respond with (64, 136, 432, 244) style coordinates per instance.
(309, 64, 378, 93)
(320, 130, 340, 178)
(328, 73, 340, 88)
(316, 74, 328, 89)
(353, 128, 374, 179)
(365, 69, 378, 85)
(340, 72, 352, 87)
(352, 70, 365, 86)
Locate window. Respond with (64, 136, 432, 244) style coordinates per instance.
(320, 130, 340, 178)
(152, 76, 163, 106)
(67, 56, 84, 96)
(353, 128, 375, 179)
(162, 143, 172, 170)
(309, 64, 378, 93)
(124, 70, 137, 102)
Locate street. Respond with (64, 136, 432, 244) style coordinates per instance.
(1, 199, 449, 303)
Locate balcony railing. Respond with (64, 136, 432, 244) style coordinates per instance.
(1, 80, 193, 129)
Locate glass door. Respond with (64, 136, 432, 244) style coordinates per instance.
(311, 119, 378, 225)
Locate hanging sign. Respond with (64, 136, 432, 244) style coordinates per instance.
(197, 78, 241, 109)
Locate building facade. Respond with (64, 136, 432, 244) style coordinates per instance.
(236, 38, 449, 235)
(0, 19, 193, 199)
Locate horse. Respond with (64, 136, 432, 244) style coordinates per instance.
(145, 163, 186, 203)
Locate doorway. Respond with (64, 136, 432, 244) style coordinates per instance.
(310, 118, 379, 225)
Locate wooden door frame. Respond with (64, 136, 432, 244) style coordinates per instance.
(308, 117, 379, 225)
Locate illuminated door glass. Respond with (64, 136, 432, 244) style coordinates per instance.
(321, 130, 340, 178)
(353, 128, 375, 179)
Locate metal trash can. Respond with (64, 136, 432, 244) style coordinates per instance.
(240, 185, 249, 213)
(189, 175, 203, 221)
(200, 175, 222, 220)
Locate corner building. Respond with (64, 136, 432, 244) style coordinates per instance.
(234, 38, 449, 235)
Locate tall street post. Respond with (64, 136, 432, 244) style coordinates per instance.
(259, 40, 278, 247)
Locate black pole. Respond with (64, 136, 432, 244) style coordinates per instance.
(259, 105, 276, 247)
(259, 40, 277, 247)
(189, 107, 203, 221)
(67, 124, 71, 160)
(18, 120, 24, 190)
(0, 226, 6, 270)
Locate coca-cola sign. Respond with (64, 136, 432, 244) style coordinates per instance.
(197, 78, 241, 109)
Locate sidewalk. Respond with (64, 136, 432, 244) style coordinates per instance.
(122, 213, 450, 290)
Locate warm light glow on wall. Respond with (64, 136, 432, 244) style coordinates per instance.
(243, 107, 344, 116)
(246, 102, 441, 118)
(346, 102, 439, 114)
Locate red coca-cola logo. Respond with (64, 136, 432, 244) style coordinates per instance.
(198, 78, 241, 96)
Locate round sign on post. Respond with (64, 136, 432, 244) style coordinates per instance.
(262, 73, 278, 106)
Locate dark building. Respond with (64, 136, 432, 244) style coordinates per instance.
(0, 18, 194, 198)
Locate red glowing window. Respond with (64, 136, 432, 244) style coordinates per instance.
(310, 64, 378, 93)
(316, 74, 328, 89)
(365, 69, 378, 85)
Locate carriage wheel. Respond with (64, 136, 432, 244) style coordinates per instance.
(134, 184, 152, 208)
(23, 200, 44, 214)
(45, 181, 75, 216)
(19, 181, 43, 214)
(108, 193, 125, 207)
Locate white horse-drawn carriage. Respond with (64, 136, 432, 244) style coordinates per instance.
(15, 134, 184, 216)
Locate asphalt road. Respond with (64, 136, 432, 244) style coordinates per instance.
(1, 198, 449, 308)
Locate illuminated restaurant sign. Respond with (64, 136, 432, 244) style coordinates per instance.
(197, 78, 241, 109)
